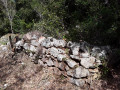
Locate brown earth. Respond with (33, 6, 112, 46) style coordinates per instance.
(0, 51, 120, 90)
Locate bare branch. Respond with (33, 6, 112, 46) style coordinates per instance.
(0, 0, 16, 33)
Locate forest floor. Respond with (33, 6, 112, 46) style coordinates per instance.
(0, 52, 120, 90)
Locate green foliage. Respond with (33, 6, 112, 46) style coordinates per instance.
(31, 0, 66, 38)
(99, 57, 110, 79)
(0, 0, 120, 46)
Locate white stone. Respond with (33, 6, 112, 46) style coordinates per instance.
(46, 58, 54, 66)
(38, 60, 44, 66)
(41, 37, 54, 48)
(71, 45, 80, 55)
(67, 69, 74, 77)
(23, 43, 30, 50)
(4, 83, 8, 89)
(67, 41, 73, 48)
(70, 55, 81, 61)
(65, 65, 70, 71)
(1, 46, 8, 51)
(80, 57, 95, 68)
(29, 45, 37, 52)
(15, 40, 24, 49)
(38, 36, 46, 44)
(74, 66, 89, 78)
(49, 47, 65, 58)
(65, 59, 77, 68)
(57, 48, 65, 54)
(80, 53, 89, 58)
(31, 40, 39, 46)
(96, 59, 102, 66)
(53, 38, 66, 47)
(57, 54, 66, 61)
(49, 47, 59, 57)
(29, 53, 33, 57)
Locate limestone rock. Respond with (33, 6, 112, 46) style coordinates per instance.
(70, 55, 81, 61)
(67, 69, 74, 77)
(49, 47, 65, 58)
(96, 59, 102, 66)
(57, 54, 66, 61)
(71, 45, 80, 55)
(38, 36, 46, 44)
(29, 45, 37, 52)
(41, 37, 54, 48)
(57, 48, 65, 54)
(46, 58, 54, 67)
(53, 38, 66, 47)
(0, 45, 8, 51)
(80, 52, 89, 58)
(89, 68, 99, 73)
(74, 66, 90, 78)
(49, 47, 59, 57)
(23, 43, 30, 50)
(68, 41, 80, 55)
(65, 59, 77, 68)
(65, 65, 70, 71)
(67, 41, 73, 48)
(31, 40, 39, 46)
(29, 53, 33, 57)
(80, 57, 95, 68)
(15, 40, 24, 49)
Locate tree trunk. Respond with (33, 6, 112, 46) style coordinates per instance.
(10, 20, 14, 34)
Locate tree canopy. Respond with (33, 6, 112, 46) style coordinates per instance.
(0, 0, 120, 46)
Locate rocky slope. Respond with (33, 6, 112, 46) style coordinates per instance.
(0, 31, 119, 90)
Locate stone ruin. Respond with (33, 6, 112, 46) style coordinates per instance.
(1, 31, 111, 87)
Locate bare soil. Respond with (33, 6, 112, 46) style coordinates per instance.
(0, 52, 120, 90)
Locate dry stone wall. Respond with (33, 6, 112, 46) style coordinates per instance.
(13, 31, 111, 87)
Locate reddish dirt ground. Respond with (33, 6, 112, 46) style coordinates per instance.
(0, 52, 120, 90)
